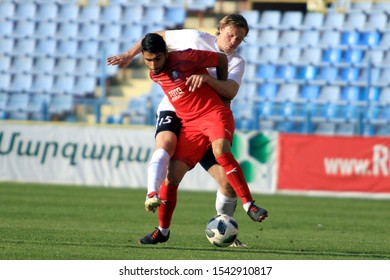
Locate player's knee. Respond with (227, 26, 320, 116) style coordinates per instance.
(219, 184, 236, 198)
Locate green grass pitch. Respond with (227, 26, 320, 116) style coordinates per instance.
(0, 182, 389, 260)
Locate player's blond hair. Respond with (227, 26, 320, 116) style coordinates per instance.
(216, 14, 249, 37)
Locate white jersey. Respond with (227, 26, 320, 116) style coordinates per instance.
(157, 29, 245, 115)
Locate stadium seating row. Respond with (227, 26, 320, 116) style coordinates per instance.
(0, 0, 188, 121)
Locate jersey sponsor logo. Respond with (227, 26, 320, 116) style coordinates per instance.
(168, 87, 185, 101)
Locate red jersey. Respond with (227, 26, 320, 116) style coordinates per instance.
(149, 49, 228, 122)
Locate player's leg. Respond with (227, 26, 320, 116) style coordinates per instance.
(199, 149, 237, 217)
(211, 138, 268, 223)
(139, 160, 189, 244)
(145, 110, 181, 212)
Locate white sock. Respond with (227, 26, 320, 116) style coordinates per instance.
(158, 227, 170, 236)
(147, 148, 170, 195)
(215, 190, 237, 217)
(243, 201, 253, 212)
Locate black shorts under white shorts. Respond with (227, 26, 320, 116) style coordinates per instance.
(155, 110, 218, 171)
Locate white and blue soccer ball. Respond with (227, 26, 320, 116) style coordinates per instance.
(205, 214, 238, 247)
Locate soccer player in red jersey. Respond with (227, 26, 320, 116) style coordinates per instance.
(138, 33, 268, 244)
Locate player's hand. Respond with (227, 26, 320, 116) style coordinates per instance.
(106, 53, 132, 68)
(186, 74, 209, 92)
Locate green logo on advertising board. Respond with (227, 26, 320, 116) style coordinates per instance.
(231, 132, 273, 183)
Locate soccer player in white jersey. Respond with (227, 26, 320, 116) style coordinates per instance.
(107, 14, 266, 246)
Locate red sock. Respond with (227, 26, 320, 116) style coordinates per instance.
(158, 181, 178, 228)
(216, 152, 253, 204)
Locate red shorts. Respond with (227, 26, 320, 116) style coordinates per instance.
(172, 108, 235, 168)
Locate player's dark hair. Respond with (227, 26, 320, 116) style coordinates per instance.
(216, 14, 249, 37)
(141, 33, 167, 54)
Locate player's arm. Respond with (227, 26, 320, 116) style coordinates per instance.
(106, 31, 167, 68)
(186, 53, 238, 101)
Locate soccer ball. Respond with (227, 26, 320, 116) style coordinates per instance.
(205, 214, 238, 247)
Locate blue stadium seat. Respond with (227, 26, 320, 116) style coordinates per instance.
(379, 87, 390, 105)
(341, 86, 361, 104)
(9, 73, 33, 92)
(100, 23, 121, 40)
(49, 94, 74, 114)
(256, 47, 280, 64)
(120, 23, 144, 45)
(343, 11, 366, 31)
(35, 38, 57, 56)
(257, 10, 281, 29)
(52, 75, 75, 94)
(57, 2, 79, 22)
(6, 93, 30, 112)
(100, 4, 121, 24)
(278, 11, 303, 30)
(299, 12, 324, 30)
(340, 31, 360, 46)
(256, 64, 276, 81)
(33, 57, 55, 75)
(322, 48, 342, 64)
(278, 30, 300, 47)
(35, 21, 57, 38)
(0, 37, 14, 55)
(299, 30, 320, 47)
(54, 58, 76, 75)
(78, 4, 100, 23)
(10, 56, 33, 74)
(165, 6, 186, 28)
(0, 55, 11, 73)
(256, 83, 278, 101)
(275, 83, 299, 101)
(0, 93, 9, 111)
(78, 22, 100, 40)
(143, 4, 165, 25)
(13, 2, 36, 20)
(57, 21, 78, 39)
(0, 73, 11, 91)
(360, 31, 381, 47)
(322, 12, 345, 31)
(298, 65, 318, 81)
(318, 85, 341, 103)
(122, 3, 143, 24)
(78, 40, 99, 57)
(257, 30, 279, 47)
(30, 74, 54, 94)
(13, 19, 35, 38)
(340, 67, 360, 83)
(240, 10, 260, 26)
(276, 64, 297, 81)
(73, 76, 96, 96)
(0, 2, 15, 19)
(318, 30, 341, 47)
(0, 20, 13, 37)
(35, 2, 58, 21)
(379, 32, 390, 49)
(364, 11, 387, 32)
(300, 84, 320, 101)
(343, 48, 363, 64)
(318, 66, 339, 83)
(300, 47, 322, 64)
(278, 47, 300, 64)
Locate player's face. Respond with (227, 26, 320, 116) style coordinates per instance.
(143, 51, 167, 75)
(217, 25, 246, 54)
